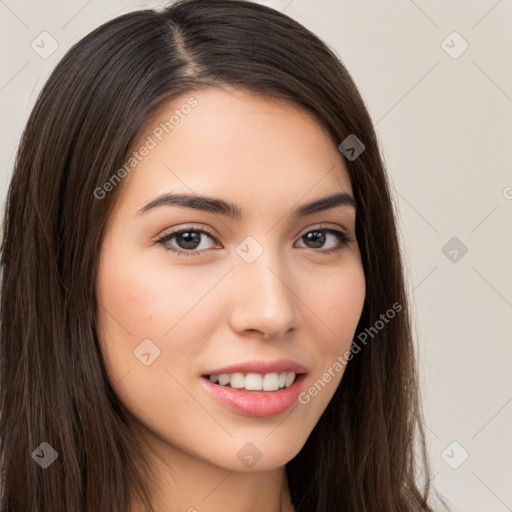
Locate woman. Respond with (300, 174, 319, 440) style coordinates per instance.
(0, 0, 446, 511)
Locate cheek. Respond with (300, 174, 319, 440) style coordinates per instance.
(296, 259, 365, 413)
(306, 259, 366, 350)
(94, 248, 221, 433)
(94, 241, 219, 383)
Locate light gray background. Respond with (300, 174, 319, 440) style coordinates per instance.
(1, 1, 511, 511)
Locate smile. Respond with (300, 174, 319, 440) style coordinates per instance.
(205, 371, 297, 391)
(201, 373, 307, 417)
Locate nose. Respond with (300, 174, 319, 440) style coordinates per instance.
(227, 247, 299, 340)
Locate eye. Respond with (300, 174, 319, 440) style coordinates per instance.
(156, 225, 218, 257)
(156, 224, 354, 257)
(295, 225, 353, 254)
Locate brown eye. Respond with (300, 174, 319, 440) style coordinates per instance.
(296, 228, 352, 254)
(156, 227, 217, 257)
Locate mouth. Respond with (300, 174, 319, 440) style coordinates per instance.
(201, 371, 300, 392)
(200, 362, 308, 417)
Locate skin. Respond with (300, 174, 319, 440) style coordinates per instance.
(96, 86, 366, 512)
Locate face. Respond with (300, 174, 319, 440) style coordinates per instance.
(96, 86, 365, 473)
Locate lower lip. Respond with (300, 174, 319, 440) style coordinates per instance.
(201, 374, 307, 417)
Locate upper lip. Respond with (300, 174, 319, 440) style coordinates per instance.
(203, 359, 308, 376)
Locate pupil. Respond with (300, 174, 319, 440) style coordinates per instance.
(306, 231, 324, 249)
(179, 232, 200, 249)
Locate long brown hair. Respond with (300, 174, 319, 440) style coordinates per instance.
(1, 1, 445, 510)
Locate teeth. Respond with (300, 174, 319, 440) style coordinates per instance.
(244, 373, 262, 390)
(218, 374, 230, 386)
(284, 372, 295, 387)
(208, 371, 297, 391)
(262, 373, 279, 391)
(230, 373, 245, 389)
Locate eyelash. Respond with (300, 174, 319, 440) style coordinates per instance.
(155, 224, 354, 258)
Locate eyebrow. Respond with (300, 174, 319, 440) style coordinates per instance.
(137, 191, 356, 218)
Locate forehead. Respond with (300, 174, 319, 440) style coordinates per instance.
(116, 86, 352, 213)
